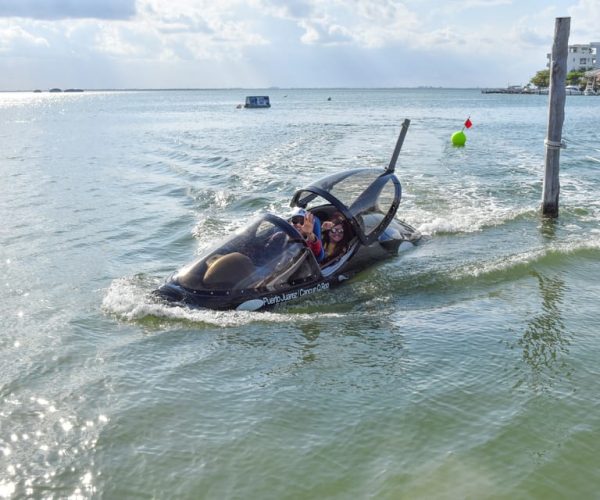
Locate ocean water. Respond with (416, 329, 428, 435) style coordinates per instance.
(1, 88, 599, 499)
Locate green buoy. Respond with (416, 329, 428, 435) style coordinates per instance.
(451, 130, 466, 146)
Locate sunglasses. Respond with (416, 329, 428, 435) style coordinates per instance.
(291, 216, 305, 225)
(330, 227, 344, 235)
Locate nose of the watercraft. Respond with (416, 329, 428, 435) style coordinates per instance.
(153, 283, 184, 303)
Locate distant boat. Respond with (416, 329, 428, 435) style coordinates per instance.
(565, 85, 582, 95)
(244, 96, 271, 108)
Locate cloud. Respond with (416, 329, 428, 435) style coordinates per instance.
(0, 0, 136, 20)
(0, 0, 269, 65)
(154, 13, 214, 35)
(93, 23, 160, 58)
(0, 0, 595, 90)
(351, 0, 420, 48)
(137, 0, 268, 57)
(253, 0, 421, 48)
(446, 0, 512, 9)
(298, 19, 353, 45)
(511, 25, 553, 48)
(569, 0, 600, 41)
(0, 24, 48, 54)
(250, 0, 313, 19)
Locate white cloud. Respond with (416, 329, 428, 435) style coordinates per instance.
(0, 0, 595, 89)
(352, 0, 420, 48)
(569, 0, 600, 41)
(136, 0, 268, 58)
(0, 24, 48, 54)
(0, 0, 269, 65)
(446, 0, 513, 10)
(298, 19, 353, 45)
(249, 0, 314, 20)
(510, 19, 555, 48)
(252, 0, 421, 47)
(93, 23, 158, 58)
(0, 0, 136, 20)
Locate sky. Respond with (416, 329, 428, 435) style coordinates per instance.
(0, 0, 598, 90)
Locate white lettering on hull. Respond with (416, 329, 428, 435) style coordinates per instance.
(262, 282, 330, 306)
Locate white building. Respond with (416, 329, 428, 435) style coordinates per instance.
(547, 42, 600, 72)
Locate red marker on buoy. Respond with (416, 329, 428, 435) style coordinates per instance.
(451, 116, 472, 146)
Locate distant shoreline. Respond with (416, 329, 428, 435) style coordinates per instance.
(1, 86, 496, 93)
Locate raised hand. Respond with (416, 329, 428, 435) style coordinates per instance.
(301, 211, 315, 239)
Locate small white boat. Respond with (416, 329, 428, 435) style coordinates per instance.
(565, 85, 583, 95)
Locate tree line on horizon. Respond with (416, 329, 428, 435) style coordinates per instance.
(529, 68, 593, 88)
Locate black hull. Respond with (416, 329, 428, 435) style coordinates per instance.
(154, 131, 422, 312)
(155, 273, 346, 311)
(153, 238, 408, 311)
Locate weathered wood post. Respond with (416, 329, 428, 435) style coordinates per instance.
(542, 17, 570, 217)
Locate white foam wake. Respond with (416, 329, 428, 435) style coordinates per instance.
(101, 276, 343, 327)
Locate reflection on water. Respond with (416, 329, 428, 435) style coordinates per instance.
(539, 217, 558, 241)
(298, 323, 320, 364)
(514, 270, 570, 392)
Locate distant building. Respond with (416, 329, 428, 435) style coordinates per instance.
(547, 42, 600, 72)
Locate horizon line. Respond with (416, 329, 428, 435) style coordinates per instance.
(1, 86, 492, 93)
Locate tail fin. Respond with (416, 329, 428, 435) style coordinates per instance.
(386, 119, 411, 174)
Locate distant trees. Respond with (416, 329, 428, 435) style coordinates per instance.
(566, 69, 588, 86)
(530, 68, 591, 88)
(530, 69, 550, 88)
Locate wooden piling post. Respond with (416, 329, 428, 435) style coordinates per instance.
(542, 17, 570, 217)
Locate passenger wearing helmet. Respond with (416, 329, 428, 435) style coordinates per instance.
(289, 207, 325, 262)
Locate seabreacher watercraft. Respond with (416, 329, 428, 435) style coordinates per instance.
(155, 119, 421, 311)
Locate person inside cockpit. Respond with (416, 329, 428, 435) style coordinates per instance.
(290, 207, 324, 262)
(321, 212, 350, 265)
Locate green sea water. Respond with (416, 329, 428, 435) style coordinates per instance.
(1, 88, 599, 499)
